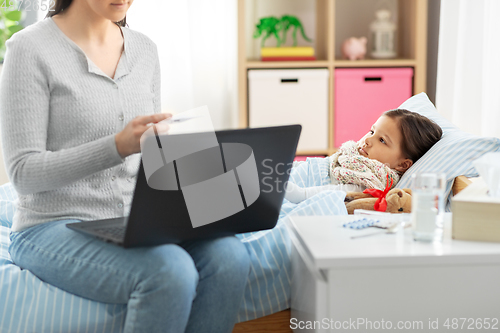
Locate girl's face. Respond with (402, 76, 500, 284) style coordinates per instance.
(85, 0, 134, 22)
(358, 115, 413, 172)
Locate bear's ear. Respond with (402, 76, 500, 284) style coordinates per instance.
(403, 188, 412, 196)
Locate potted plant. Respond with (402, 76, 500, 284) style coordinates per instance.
(0, 7, 24, 63)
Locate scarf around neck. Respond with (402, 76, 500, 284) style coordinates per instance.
(328, 140, 401, 191)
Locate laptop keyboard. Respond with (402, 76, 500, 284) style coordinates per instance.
(94, 226, 126, 240)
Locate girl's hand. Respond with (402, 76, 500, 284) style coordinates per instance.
(115, 113, 172, 158)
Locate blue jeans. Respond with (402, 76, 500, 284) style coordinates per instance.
(8, 219, 251, 333)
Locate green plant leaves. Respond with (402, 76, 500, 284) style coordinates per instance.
(5, 10, 21, 21)
(0, 8, 24, 62)
(8, 24, 22, 35)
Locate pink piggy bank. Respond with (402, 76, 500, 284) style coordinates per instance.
(341, 37, 367, 60)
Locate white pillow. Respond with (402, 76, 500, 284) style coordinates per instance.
(396, 93, 500, 210)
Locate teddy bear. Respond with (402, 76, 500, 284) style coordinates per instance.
(344, 188, 412, 215)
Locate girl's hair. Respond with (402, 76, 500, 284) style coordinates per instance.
(45, 0, 128, 27)
(383, 109, 442, 163)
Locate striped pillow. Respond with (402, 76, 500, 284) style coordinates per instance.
(396, 93, 500, 210)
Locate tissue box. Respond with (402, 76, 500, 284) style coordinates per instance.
(452, 178, 500, 242)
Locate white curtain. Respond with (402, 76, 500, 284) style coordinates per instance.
(436, 0, 500, 138)
(39, 1, 238, 130)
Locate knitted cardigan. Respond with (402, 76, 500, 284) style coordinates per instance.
(328, 140, 401, 191)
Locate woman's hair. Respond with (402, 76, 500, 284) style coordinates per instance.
(45, 0, 128, 27)
(383, 108, 443, 163)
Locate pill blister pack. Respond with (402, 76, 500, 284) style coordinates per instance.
(342, 218, 397, 229)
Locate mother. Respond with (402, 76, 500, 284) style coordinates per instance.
(0, 0, 250, 332)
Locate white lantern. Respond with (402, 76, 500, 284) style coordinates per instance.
(370, 9, 397, 59)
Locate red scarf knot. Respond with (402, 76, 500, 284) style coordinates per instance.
(362, 174, 393, 212)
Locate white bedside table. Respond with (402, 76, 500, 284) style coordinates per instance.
(287, 214, 500, 333)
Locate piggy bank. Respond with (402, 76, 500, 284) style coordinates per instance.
(341, 37, 367, 60)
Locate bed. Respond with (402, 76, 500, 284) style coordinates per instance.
(0, 172, 477, 333)
(1, 93, 499, 332)
(0, 155, 350, 332)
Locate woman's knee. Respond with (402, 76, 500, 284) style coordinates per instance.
(134, 245, 199, 296)
(209, 236, 251, 279)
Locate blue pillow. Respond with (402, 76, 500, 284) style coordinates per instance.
(0, 182, 17, 228)
(396, 93, 500, 210)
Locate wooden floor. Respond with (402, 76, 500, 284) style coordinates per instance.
(232, 309, 292, 333)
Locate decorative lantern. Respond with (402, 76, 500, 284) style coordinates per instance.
(370, 9, 397, 59)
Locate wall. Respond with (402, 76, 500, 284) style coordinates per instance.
(20, 4, 38, 27)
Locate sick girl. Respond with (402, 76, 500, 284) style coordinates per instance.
(285, 109, 443, 203)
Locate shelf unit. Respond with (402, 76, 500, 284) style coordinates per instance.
(238, 0, 428, 156)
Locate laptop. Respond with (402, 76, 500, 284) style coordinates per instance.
(66, 125, 301, 248)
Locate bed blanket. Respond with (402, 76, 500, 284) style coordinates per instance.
(235, 157, 347, 322)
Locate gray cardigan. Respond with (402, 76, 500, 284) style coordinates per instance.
(0, 17, 161, 232)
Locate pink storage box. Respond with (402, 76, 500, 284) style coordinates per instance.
(334, 67, 413, 147)
(294, 155, 325, 162)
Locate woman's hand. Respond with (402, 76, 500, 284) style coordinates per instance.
(115, 113, 172, 159)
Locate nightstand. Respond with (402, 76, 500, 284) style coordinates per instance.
(287, 214, 500, 333)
